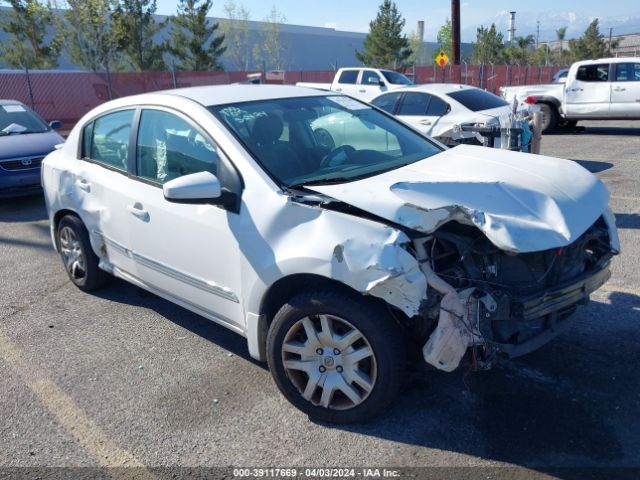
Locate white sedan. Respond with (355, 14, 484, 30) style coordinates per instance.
(42, 85, 618, 423)
(370, 84, 513, 145)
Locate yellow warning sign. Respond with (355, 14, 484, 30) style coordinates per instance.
(436, 51, 449, 68)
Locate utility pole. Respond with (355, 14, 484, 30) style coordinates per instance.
(609, 27, 613, 54)
(536, 21, 540, 48)
(451, 0, 460, 65)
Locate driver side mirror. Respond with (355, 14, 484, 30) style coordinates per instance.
(163, 171, 221, 204)
(49, 120, 62, 130)
(378, 79, 385, 87)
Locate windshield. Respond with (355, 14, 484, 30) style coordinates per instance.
(446, 88, 508, 112)
(381, 70, 413, 85)
(210, 95, 442, 188)
(0, 104, 49, 135)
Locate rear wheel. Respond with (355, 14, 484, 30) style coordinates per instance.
(538, 103, 558, 132)
(57, 215, 108, 291)
(267, 290, 404, 423)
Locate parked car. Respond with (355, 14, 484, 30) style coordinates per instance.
(369, 84, 512, 146)
(296, 67, 413, 102)
(552, 68, 569, 84)
(0, 100, 63, 197)
(42, 85, 619, 423)
(500, 57, 640, 131)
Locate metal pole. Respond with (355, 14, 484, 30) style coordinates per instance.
(531, 111, 542, 154)
(451, 0, 461, 65)
(24, 66, 35, 110)
(171, 61, 177, 88)
(105, 62, 113, 100)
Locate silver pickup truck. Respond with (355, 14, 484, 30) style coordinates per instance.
(500, 57, 640, 131)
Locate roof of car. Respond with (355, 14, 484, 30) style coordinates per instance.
(0, 99, 26, 106)
(159, 84, 335, 106)
(575, 57, 639, 65)
(380, 83, 481, 95)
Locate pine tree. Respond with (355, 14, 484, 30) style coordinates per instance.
(0, 0, 60, 69)
(568, 19, 608, 60)
(471, 24, 504, 64)
(167, 0, 226, 71)
(356, 0, 411, 69)
(112, 0, 167, 71)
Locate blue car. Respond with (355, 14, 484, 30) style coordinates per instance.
(0, 100, 64, 198)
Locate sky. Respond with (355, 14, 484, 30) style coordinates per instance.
(155, 0, 640, 42)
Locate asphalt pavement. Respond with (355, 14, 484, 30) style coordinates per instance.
(0, 120, 639, 479)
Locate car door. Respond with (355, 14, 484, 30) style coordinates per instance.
(334, 69, 360, 97)
(396, 92, 450, 137)
(610, 62, 640, 118)
(75, 108, 138, 276)
(357, 70, 387, 101)
(126, 107, 245, 330)
(564, 63, 611, 118)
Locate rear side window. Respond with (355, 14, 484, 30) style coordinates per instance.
(398, 93, 431, 116)
(86, 109, 134, 170)
(371, 92, 402, 113)
(614, 63, 640, 82)
(576, 64, 610, 82)
(136, 109, 219, 184)
(338, 70, 358, 84)
(426, 96, 449, 116)
(446, 88, 508, 112)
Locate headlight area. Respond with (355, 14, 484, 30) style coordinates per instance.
(408, 216, 616, 372)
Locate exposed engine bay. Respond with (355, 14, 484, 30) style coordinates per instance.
(410, 217, 615, 371)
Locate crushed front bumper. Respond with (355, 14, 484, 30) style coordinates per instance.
(490, 261, 612, 359)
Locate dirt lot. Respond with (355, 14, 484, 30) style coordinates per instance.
(1, 121, 639, 479)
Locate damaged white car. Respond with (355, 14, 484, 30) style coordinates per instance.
(42, 85, 619, 423)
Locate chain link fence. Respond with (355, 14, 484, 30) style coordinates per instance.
(0, 65, 565, 130)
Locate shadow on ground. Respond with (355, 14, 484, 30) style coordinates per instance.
(93, 274, 640, 478)
(0, 194, 48, 222)
(615, 213, 640, 230)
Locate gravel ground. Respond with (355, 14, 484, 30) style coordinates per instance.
(0, 120, 638, 479)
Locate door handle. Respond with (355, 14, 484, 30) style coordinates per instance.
(359, 89, 366, 93)
(569, 88, 583, 92)
(335, 88, 342, 92)
(127, 203, 149, 221)
(613, 87, 626, 92)
(75, 178, 90, 192)
(420, 120, 432, 126)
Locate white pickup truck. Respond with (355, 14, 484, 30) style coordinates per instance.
(500, 57, 640, 131)
(297, 67, 413, 102)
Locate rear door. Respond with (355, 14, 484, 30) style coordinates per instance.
(76, 108, 138, 276)
(564, 63, 611, 118)
(610, 62, 640, 118)
(333, 69, 360, 97)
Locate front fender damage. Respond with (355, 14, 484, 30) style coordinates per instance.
(330, 229, 427, 318)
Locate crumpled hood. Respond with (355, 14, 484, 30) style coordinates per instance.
(310, 145, 610, 253)
(0, 130, 64, 161)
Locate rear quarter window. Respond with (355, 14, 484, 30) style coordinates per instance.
(446, 89, 508, 112)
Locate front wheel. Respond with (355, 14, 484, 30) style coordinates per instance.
(267, 290, 405, 423)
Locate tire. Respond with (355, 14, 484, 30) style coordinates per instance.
(57, 215, 108, 292)
(558, 119, 578, 130)
(267, 289, 405, 423)
(538, 103, 558, 132)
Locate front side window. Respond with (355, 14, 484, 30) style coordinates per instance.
(398, 93, 431, 116)
(136, 109, 219, 184)
(576, 64, 610, 82)
(614, 63, 640, 82)
(87, 109, 134, 170)
(361, 70, 382, 85)
(338, 70, 358, 84)
(370, 92, 402, 114)
(210, 95, 442, 188)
